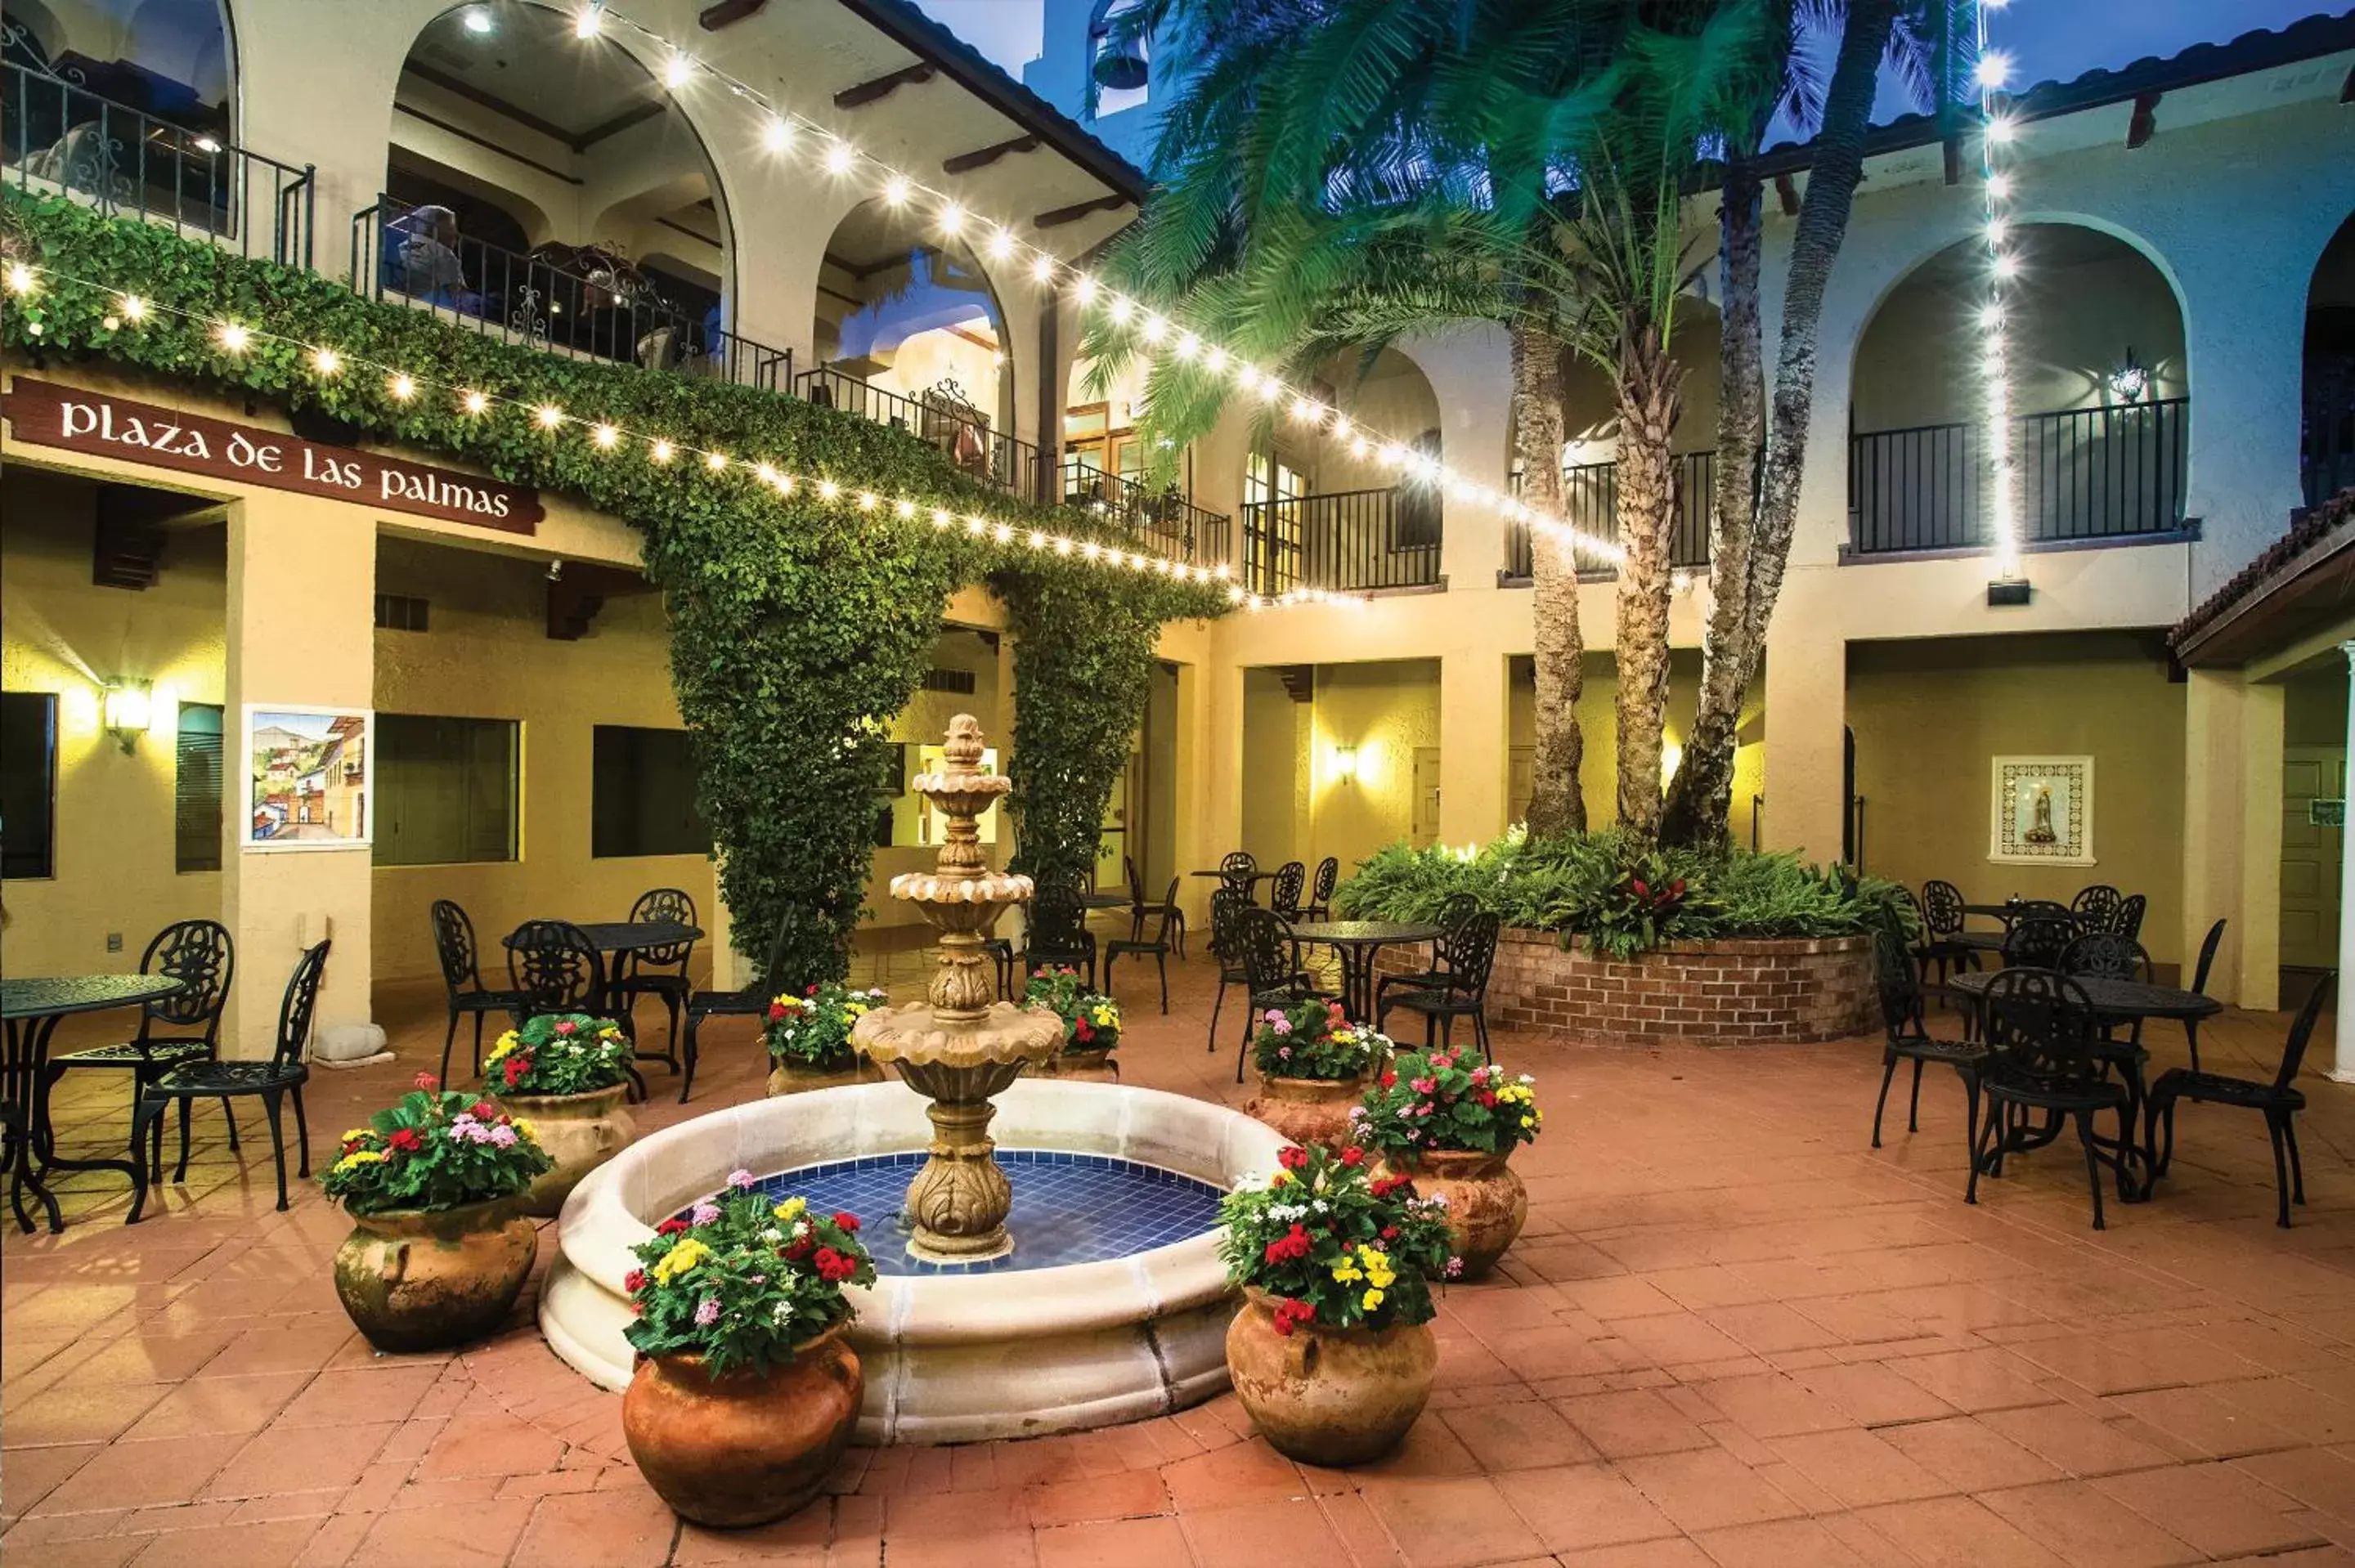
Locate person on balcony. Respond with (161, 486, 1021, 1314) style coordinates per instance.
(384, 204, 482, 317)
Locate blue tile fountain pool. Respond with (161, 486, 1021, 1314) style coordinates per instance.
(700, 1152, 1229, 1275)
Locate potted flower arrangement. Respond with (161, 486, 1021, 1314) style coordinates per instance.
(322, 1073, 554, 1351)
(1025, 966, 1122, 1082)
(1241, 997, 1388, 1146)
(1354, 1049, 1541, 1277)
(621, 1172, 876, 1527)
(765, 982, 888, 1095)
(1219, 1142, 1458, 1464)
(486, 1013, 635, 1216)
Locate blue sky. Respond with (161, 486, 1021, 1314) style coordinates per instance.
(911, 0, 2342, 104)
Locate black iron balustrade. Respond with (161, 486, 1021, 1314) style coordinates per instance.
(1241, 486, 1441, 595)
(1061, 456, 1231, 566)
(354, 195, 791, 392)
(796, 363, 1047, 506)
(1848, 398, 2189, 555)
(1502, 451, 1716, 580)
(2, 56, 313, 265)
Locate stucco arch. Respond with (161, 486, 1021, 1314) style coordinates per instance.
(813, 195, 1017, 435)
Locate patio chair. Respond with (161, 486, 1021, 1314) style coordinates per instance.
(680, 909, 795, 1105)
(2111, 894, 2148, 939)
(1868, 925, 1987, 1150)
(1302, 856, 1340, 922)
(1106, 876, 1184, 1014)
(509, 919, 645, 1099)
(2002, 916, 2076, 971)
(430, 899, 532, 1086)
(1025, 882, 1097, 987)
(2070, 885, 2124, 935)
(613, 887, 698, 1075)
(47, 919, 239, 1151)
(1219, 850, 1257, 896)
(1375, 893, 1482, 1015)
(2180, 918, 2227, 1073)
(1206, 885, 1251, 1055)
(1124, 853, 1186, 958)
(129, 940, 328, 1218)
(1379, 911, 1501, 1060)
(1918, 880, 1982, 988)
(1967, 968, 2133, 1230)
(1269, 860, 1308, 921)
(1233, 906, 1341, 1082)
(2147, 973, 2330, 1228)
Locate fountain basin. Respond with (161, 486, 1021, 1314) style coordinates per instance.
(539, 1079, 1287, 1444)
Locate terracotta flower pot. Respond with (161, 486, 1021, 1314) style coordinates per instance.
(765, 1054, 887, 1096)
(331, 1197, 537, 1353)
(1226, 1287, 1436, 1465)
(622, 1322, 864, 1528)
(1244, 1073, 1365, 1149)
(492, 1084, 634, 1218)
(1036, 1047, 1119, 1082)
(1393, 1148, 1527, 1279)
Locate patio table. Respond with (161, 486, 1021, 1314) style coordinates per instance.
(4, 974, 184, 1232)
(1288, 920, 1442, 1025)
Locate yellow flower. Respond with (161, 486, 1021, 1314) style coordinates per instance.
(486, 1032, 520, 1062)
(1268, 1172, 1290, 1188)
(1361, 1288, 1384, 1312)
(773, 1197, 808, 1222)
(339, 1127, 370, 1144)
(651, 1237, 711, 1284)
(1520, 1115, 1535, 1129)
(512, 1118, 539, 1144)
(332, 1149, 387, 1173)
(1330, 1260, 1363, 1284)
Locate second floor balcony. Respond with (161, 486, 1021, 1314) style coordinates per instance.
(1061, 456, 1231, 567)
(1242, 486, 1442, 596)
(1503, 452, 1716, 582)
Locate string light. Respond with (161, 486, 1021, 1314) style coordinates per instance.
(460, 389, 489, 415)
(119, 293, 146, 321)
(536, 404, 565, 429)
(310, 347, 342, 375)
(5, 262, 34, 293)
(1979, 2, 2021, 579)
(650, 438, 673, 463)
(664, 53, 694, 91)
(388, 372, 415, 401)
(215, 321, 249, 353)
(572, 4, 601, 38)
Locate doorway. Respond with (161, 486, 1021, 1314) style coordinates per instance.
(2281, 744, 2344, 972)
(1411, 746, 1442, 849)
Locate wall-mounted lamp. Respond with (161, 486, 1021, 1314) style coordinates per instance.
(2106, 347, 2148, 406)
(102, 679, 152, 754)
(1331, 745, 1359, 783)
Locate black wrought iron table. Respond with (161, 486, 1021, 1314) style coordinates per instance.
(1288, 921, 1442, 1025)
(4, 974, 184, 1231)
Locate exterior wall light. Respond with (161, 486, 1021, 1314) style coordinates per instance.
(103, 679, 153, 754)
(1331, 745, 1358, 783)
(2107, 347, 2148, 406)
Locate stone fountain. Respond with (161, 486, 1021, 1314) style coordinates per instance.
(850, 714, 1064, 1262)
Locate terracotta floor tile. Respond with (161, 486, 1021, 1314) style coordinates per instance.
(1692, 1373, 1855, 1439)
(2013, 1328, 2268, 1398)
(2092, 1460, 2330, 1559)
(1437, 1396, 1597, 1472)
(882, 1484, 1031, 1538)
(1979, 1403, 2179, 1477)
(1356, 1476, 1547, 1568)
(273, 1365, 444, 1430)
(1024, 1467, 1170, 1528)
(1888, 1348, 2058, 1414)
(1492, 1461, 1678, 1554)
(1158, 1439, 1308, 1512)
(196, 1326, 357, 1381)
(2104, 1386, 2302, 1459)
(119, 1372, 310, 1440)
(1881, 1416, 2066, 1492)
(411, 1409, 568, 1481)
(1037, 1515, 1195, 1568)
(1614, 1447, 1808, 1534)
(2232, 1448, 2355, 1525)
(1792, 1360, 1962, 1427)
(1553, 1388, 1717, 1458)
(1765, 1427, 1952, 1507)
(34, 1434, 231, 1514)
(1850, 1495, 2071, 1568)
(1698, 1301, 1848, 1355)
(884, 1528, 1035, 1567)
(510, 1485, 679, 1568)
(0, 1440, 100, 1514)
(1180, 1496, 1345, 1567)
(1976, 1479, 2207, 1567)
(1554, 1539, 1716, 1568)
(202, 1420, 397, 1501)
(1615, 1311, 1756, 1368)
(352, 1498, 537, 1567)
(1693, 1516, 1875, 1566)
(123, 1517, 322, 1568)
(0, 1380, 168, 1447)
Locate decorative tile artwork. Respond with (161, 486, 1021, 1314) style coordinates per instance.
(1989, 755, 2095, 866)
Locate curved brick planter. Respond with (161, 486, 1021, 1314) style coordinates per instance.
(1377, 930, 1877, 1046)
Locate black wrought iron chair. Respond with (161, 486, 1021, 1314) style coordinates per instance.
(1918, 880, 1981, 988)
(1219, 849, 1258, 897)
(2181, 918, 2227, 1073)
(47, 919, 237, 1149)
(1967, 967, 2133, 1230)
(2070, 885, 2124, 936)
(1378, 911, 1501, 1059)
(1106, 877, 1184, 1014)
(1124, 853, 1186, 958)
(509, 919, 644, 1098)
(680, 910, 794, 1104)
(1025, 882, 1097, 987)
(1206, 885, 1251, 1056)
(431, 899, 532, 1086)
(1269, 860, 1308, 921)
(1300, 857, 1339, 923)
(130, 940, 328, 1218)
(2111, 894, 2148, 939)
(2002, 916, 2076, 971)
(1233, 906, 1341, 1082)
(1868, 925, 1987, 1150)
(1375, 893, 1482, 1014)
(2147, 973, 2330, 1228)
(614, 887, 698, 1074)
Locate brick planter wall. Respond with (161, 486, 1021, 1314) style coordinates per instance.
(1374, 929, 1878, 1046)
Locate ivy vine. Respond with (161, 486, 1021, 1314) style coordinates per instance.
(2, 191, 1222, 983)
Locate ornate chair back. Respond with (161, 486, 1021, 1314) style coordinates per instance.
(2274, 974, 2335, 1093)
(2003, 916, 2075, 971)
(2112, 894, 2147, 939)
(1921, 880, 1967, 938)
(271, 941, 332, 1069)
(1980, 968, 2099, 1089)
(1235, 907, 1303, 996)
(508, 920, 605, 1015)
(2190, 918, 2227, 997)
(1219, 850, 1257, 892)
(627, 887, 698, 968)
(2061, 932, 2151, 982)
(1270, 861, 1308, 920)
(140, 919, 234, 1042)
(431, 899, 485, 994)
(2070, 885, 2124, 934)
(1311, 856, 1340, 909)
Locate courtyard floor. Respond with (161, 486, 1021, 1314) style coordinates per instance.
(4, 949, 2353, 1567)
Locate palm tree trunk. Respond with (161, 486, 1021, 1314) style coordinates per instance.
(1658, 0, 1900, 847)
(1519, 320, 1586, 838)
(1613, 324, 1684, 840)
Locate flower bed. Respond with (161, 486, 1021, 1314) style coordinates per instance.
(1374, 930, 1877, 1046)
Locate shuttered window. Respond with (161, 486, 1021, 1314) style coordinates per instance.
(1, 692, 57, 880)
(175, 702, 224, 873)
(376, 715, 520, 866)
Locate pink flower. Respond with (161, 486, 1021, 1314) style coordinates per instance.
(693, 1297, 722, 1327)
(413, 1072, 438, 1090)
(726, 1169, 756, 1189)
(553, 1019, 578, 1035)
(1270, 1019, 1292, 1036)
(689, 1201, 722, 1225)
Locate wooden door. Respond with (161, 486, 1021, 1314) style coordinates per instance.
(1411, 746, 1442, 849)
(2281, 744, 2344, 970)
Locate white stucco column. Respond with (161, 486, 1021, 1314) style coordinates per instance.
(2334, 642, 2355, 1082)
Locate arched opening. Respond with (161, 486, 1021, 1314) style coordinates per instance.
(2303, 211, 2355, 507)
(1240, 346, 1444, 594)
(1849, 222, 2189, 555)
(808, 197, 1020, 491)
(374, 2, 772, 384)
(1087, 0, 1151, 119)
(2, 0, 230, 133)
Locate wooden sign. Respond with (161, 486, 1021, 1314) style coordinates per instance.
(2312, 798, 2345, 828)
(2, 377, 541, 534)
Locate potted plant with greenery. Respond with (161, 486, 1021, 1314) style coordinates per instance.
(1354, 1048, 1541, 1277)
(621, 1172, 876, 1527)
(1220, 1142, 1458, 1464)
(764, 982, 888, 1094)
(1025, 966, 1122, 1082)
(322, 1073, 554, 1351)
(1242, 997, 1387, 1146)
(485, 1013, 636, 1216)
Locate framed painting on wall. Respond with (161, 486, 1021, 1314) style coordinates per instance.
(1989, 755, 2094, 867)
(244, 706, 373, 851)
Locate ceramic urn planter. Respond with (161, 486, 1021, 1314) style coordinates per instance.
(623, 1323, 864, 1528)
(1036, 1047, 1119, 1082)
(1393, 1149, 1527, 1279)
(332, 1197, 538, 1352)
(1226, 1287, 1437, 1465)
(494, 1085, 634, 1218)
(1245, 1073, 1366, 1149)
(765, 1054, 888, 1096)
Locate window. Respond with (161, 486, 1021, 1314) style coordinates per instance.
(375, 593, 430, 631)
(592, 726, 711, 858)
(1, 692, 57, 880)
(375, 714, 520, 866)
(176, 702, 224, 873)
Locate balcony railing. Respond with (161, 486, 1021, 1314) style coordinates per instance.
(1503, 451, 1715, 580)
(2, 58, 313, 264)
(1848, 398, 2189, 555)
(1061, 456, 1231, 566)
(354, 195, 791, 392)
(1241, 486, 1441, 595)
(796, 364, 1046, 507)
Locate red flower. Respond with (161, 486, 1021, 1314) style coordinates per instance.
(1380, 1225, 1399, 1241)
(784, 1236, 814, 1261)
(623, 1269, 647, 1292)
(1074, 1019, 1093, 1042)
(1269, 1297, 1317, 1337)
(805, 983, 819, 996)
(470, 1100, 499, 1121)
(656, 1217, 690, 1236)
(1261, 1223, 1312, 1265)
(767, 1002, 787, 1023)
(1276, 1145, 1308, 1171)
(1631, 879, 1648, 897)
(553, 1019, 578, 1035)
(387, 1127, 424, 1154)
(1369, 1174, 1411, 1199)
(1476, 1090, 1496, 1109)
(414, 1071, 439, 1090)
(831, 1211, 861, 1233)
(503, 1055, 528, 1088)
(813, 1247, 858, 1283)
(1379, 1070, 1397, 1090)
(1339, 1146, 1365, 1167)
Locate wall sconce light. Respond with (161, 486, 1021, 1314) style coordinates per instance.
(1662, 742, 1683, 782)
(102, 679, 152, 754)
(1331, 745, 1359, 783)
(2106, 347, 2148, 406)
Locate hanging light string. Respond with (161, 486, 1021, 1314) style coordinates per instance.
(571, 2, 1626, 568)
(1, 260, 1357, 611)
(1976, 2, 2020, 579)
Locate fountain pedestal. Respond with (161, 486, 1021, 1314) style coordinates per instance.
(853, 715, 1061, 1262)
